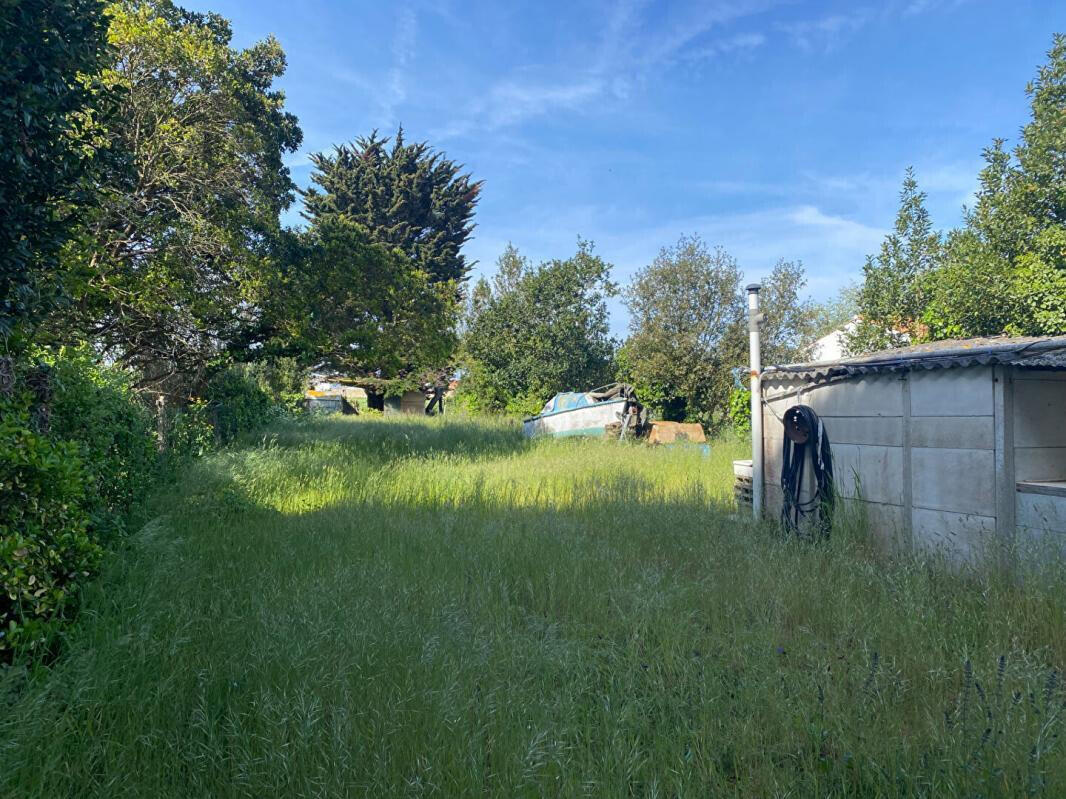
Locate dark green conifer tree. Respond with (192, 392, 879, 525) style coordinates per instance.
(304, 129, 482, 289)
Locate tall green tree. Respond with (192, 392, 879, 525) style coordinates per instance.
(492, 243, 528, 296)
(845, 168, 942, 354)
(619, 235, 743, 426)
(923, 35, 1066, 339)
(755, 258, 823, 366)
(257, 217, 457, 385)
(460, 241, 616, 414)
(53, 0, 301, 391)
(621, 237, 823, 429)
(0, 0, 111, 343)
(304, 130, 482, 289)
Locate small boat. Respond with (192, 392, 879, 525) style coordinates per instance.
(522, 383, 643, 439)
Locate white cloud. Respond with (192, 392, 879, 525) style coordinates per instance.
(283, 152, 312, 169)
(681, 31, 768, 62)
(904, 0, 972, 15)
(690, 162, 980, 228)
(718, 32, 768, 51)
(777, 10, 872, 52)
(436, 0, 780, 138)
(634, 1, 778, 67)
(779, 0, 971, 53)
(383, 6, 417, 124)
(484, 77, 606, 128)
(333, 6, 418, 129)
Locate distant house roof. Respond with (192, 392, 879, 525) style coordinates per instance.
(765, 335, 1066, 382)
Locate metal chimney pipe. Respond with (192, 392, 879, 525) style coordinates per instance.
(747, 284, 764, 519)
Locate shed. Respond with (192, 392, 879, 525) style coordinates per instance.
(383, 389, 427, 415)
(758, 335, 1066, 558)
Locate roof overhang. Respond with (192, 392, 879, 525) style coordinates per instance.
(764, 335, 1066, 382)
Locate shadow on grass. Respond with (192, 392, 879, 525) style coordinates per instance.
(5, 419, 1066, 798)
(247, 415, 531, 463)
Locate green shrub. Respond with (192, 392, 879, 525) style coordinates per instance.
(0, 396, 97, 655)
(165, 399, 215, 459)
(1, 352, 304, 658)
(40, 347, 157, 538)
(244, 357, 308, 413)
(503, 391, 544, 418)
(728, 386, 751, 433)
(205, 367, 275, 443)
(0, 350, 160, 658)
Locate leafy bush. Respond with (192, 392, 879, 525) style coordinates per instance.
(1, 350, 157, 657)
(205, 367, 275, 443)
(0, 391, 97, 655)
(243, 357, 308, 414)
(503, 392, 545, 418)
(1, 351, 304, 659)
(165, 399, 215, 460)
(728, 386, 751, 433)
(39, 348, 157, 539)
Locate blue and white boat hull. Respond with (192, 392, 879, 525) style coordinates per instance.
(522, 398, 628, 438)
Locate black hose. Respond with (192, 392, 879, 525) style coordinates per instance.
(780, 405, 835, 539)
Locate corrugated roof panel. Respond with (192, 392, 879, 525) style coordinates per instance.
(764, 335, 1066, 382)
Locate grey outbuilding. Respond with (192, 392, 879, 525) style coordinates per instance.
(757, 335, 1066, 559)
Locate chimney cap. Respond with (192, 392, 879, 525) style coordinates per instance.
(746, 283, 761, 293)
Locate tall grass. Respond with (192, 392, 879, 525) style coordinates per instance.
(1, 415, 1064, 797)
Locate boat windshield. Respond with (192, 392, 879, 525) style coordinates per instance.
(539, 392, 594, 415)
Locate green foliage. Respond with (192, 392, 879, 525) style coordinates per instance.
(620, 236, 818, 429)
(851, 36, 1066, 346)
(924, 38, 1066, 340)
(39, 347, 157, 534)
(846, 168, 942, 354)
(1, 345, 297, 657)
(491, 243, 528, 296)
(0, 350, 157, 657)
(807, 282, 860, 342)
(0, 390, 96, 656)
(459, 241, 617, 413)
(260, 217, 457, 382)
(242, 357, 308, 413)
(0, 0, 111, 341)
(279, 129, 477, 390)
(620, 236, 743, 427)
(165, 399, 214, 459)
(204, 367, 275, 444)
(728, 386, 752, 433)
(756, 259, 823, 366)
(53, 0, 302, 386)
(304, 129, 482, 288)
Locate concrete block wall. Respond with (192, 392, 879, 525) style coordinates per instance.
(1013, 371, 1066, 482)
(762, 369, 1000, 557)
(1016, 491, 1066, 542)
(1013, 371, 1066, 547)
(762, 374, 907, 550)
(908, 370, 997, 559)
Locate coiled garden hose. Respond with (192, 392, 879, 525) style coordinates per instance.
(780, 404, 835, 539)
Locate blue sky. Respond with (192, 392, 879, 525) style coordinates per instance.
(187, 0, 1063, 336)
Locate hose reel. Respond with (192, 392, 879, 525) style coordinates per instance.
(780, 405, 835, 539)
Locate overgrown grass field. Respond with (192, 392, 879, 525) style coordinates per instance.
(2, 416, 1065, 797)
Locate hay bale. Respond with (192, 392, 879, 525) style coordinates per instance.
(646, 421, 706, 445)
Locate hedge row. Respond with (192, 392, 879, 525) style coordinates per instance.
(0, 350, 302, 658)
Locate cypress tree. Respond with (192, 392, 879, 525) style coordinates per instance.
(304, 129, 482, 290)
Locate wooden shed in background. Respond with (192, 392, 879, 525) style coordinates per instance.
(759, 336, 1066, 559)
(383, 390, 427, 415)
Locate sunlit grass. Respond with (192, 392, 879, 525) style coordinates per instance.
(1, 414, 1064, 797)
